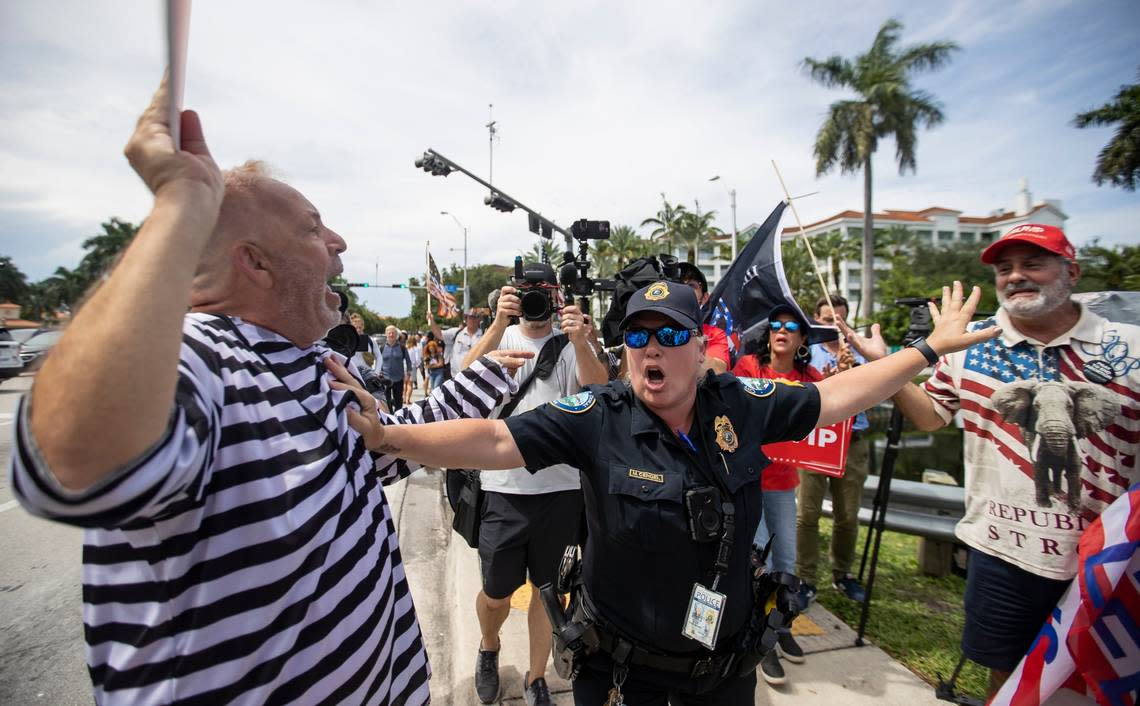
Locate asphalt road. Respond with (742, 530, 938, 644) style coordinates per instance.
(0, 375, 92, 706)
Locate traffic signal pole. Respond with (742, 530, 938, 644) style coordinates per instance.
(415, 148, 573, 248)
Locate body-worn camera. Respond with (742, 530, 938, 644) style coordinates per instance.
(685, 487, 723, 543)
(513, 258, 559, 321)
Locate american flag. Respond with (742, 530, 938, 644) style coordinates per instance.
(426, 251, 459, 318)
(989, 482, 1140, 706)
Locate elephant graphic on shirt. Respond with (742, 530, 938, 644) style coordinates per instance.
(991, 380, 1120, 510)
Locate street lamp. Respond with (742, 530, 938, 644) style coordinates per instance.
(440, 211, 469, 311)
(708, 175, 738, 264)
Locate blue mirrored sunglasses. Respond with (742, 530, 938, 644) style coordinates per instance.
(769, 320, 802, 333)
(624, 326, 698, 349)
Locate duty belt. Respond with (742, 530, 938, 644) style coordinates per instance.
(590, 620, 735, 679)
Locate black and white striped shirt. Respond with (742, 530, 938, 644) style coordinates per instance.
(9, 314, 515, 706)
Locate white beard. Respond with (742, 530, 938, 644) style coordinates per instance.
(998, 272, 1072, 318)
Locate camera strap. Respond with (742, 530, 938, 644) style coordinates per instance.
(497, 333, 568, 418)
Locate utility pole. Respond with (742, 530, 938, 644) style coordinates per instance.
(441, 211, 469, 311)
(486, 104, 497, 191)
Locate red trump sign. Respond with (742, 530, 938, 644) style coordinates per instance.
(761, 418, 853, 477)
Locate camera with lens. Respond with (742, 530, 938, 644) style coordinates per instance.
(513, 259, 559, 321)
(685, 487, 723, 543)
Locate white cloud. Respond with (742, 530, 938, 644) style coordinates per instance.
(1, 0, 1137, 316)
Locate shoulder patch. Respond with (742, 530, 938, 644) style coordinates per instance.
(550, 390, 596, 413)
(739, 377, 775, 398)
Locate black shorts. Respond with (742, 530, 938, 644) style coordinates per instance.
(478, 489, 583, 599)
(962, 549, 1071, 672)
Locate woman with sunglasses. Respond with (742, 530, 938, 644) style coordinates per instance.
(325, 279, 998, 705)
(730, 303, 822, 685)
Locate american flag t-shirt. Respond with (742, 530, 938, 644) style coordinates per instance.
(924, 306, 1140, 580)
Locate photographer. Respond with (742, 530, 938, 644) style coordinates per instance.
(459, 263, 608, 706)
(329, 279, 997, 705)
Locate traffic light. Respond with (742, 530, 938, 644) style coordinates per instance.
(528, 213, 540, 235)
(484, 191, 516, 212)
(344, 282, 370, 288)
(390, 283, 408, 289)
(414, 152, 452, 177)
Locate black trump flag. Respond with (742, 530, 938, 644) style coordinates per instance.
(702, 201, 836, 366)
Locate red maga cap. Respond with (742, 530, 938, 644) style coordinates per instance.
(979, 223, 1075, 264)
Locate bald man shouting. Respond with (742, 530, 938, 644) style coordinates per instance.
(10, 79, 529, 706)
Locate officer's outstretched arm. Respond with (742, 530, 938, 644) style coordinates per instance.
(815, 282, 998, 427)
(327, 356, 525, 470)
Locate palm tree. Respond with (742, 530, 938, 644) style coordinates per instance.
(804, 18, 958, 318)
(640, 194, 689, 257)
(675, 203, 723, 264)
(39, 266, 85, 317)
(812, 230, 862, 292)
(1073, 69, 1140, 190)
(519, 239, 563, 266)
(606, 224, 648, 271)
(78, 218, 138, 281)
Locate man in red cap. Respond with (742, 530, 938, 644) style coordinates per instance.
(841, 223, 1138, 697)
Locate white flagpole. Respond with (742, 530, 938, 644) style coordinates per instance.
(771, 160, 841, 337)
(425, 242, 432, 315)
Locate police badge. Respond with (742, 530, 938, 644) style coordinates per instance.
(645, 281, 670, 301)
(714, 415, 738, 453)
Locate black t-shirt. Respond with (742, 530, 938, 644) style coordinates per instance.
(504, 372, 820, 654)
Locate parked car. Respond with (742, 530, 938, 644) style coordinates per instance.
(19, 328, 64, 373)
(0, 327, 22, 382)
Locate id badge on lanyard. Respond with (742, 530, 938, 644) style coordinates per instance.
(682, 582, 726, 650)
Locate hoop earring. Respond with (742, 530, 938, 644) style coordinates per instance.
(797, 344, 810, 359)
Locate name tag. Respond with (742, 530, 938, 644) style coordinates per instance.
(629, 468, 664, 483)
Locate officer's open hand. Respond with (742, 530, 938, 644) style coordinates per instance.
(324, 356, 386, 449)
(925, 281, 1001, 357)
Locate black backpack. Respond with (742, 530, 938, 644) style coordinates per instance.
(599, 254, 681, 347)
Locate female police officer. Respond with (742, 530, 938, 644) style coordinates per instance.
(327, 279, 997, 705)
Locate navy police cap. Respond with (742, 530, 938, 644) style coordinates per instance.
(620, 281, 702, 331)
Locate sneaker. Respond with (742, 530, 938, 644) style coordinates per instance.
(759, 649, 787, 685)
(776, 632, 805, 664)
(796, 582, 817, 612)
(833, 574, 867, 603)
(523, 672, 552, 706)
(475, 644, 500, 704)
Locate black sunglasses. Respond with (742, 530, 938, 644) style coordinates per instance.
(624, 326, 698, 349)
(769, 320, 802, 333)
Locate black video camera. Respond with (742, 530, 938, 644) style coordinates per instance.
(557, 219, 616, 317)
(685, 487, 723, 543)
(895, 296, 935, 345)
(513, 258, 559, 321)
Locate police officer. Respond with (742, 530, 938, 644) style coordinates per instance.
(328, 280, 998, 704)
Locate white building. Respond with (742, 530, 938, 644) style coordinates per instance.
(773, 179, 1067, 306)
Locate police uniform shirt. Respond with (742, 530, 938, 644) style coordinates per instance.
(504, 373, 821, 654)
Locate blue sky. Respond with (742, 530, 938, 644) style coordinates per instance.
(1, 1, 1137, 316)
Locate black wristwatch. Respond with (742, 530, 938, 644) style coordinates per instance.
(906, 337, 940, 365)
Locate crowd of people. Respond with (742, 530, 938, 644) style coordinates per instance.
(9, 78, 1138, 706)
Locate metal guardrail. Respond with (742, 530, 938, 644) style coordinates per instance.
(821, 474, 965, 543)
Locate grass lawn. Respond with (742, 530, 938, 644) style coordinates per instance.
(812, 517, 990, 700)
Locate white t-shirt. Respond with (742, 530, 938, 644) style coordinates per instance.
(479, 325, 583, 495)
(924, 304, 1140, 580)
(445, 326, 483, 376)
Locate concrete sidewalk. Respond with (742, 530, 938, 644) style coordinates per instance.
(390, 468, 949, 706)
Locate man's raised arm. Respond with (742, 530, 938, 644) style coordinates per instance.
(28, 78, 224, 491)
